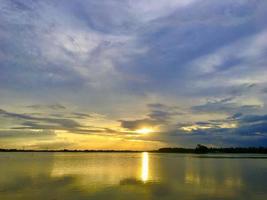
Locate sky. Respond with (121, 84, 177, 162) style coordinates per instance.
(0, 0, 267, 150)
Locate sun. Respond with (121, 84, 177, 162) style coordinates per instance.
(136, 127, 153, 134)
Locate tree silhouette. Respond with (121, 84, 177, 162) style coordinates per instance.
(195, 144, 209, 154)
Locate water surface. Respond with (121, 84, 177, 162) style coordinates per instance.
(0, 152, 266, 200)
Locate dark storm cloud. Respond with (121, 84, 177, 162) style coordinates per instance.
(192, 97, 260, 114)
(148, 110, 173, 122)
(120, 103, 183, 130)
(120, 118, 158, 130)
(28, 141, 75, 150)
(26, 104, 66, 110)
(186, 83, 259, 100)
(0, 129, 56, 138)
(0, 108, 126, 137)
(240, 114, 267, 124)
(147, 103, 179, 111)
(71, 112, 92, 119)
(262, 88, 267, 93)
(0, 108, 81, 129)
(163, 113, 267, 147)
(15, 121, 75, 131)
(53, 112, 92, 119)
(147, 103, 185, 119)
(177, 113, 267, 136)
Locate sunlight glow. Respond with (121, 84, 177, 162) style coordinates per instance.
(141, 152, 149, 182)
(181, 125, 211, 132)
(136, 128, 153, 134)
(181, 123, 237, 132)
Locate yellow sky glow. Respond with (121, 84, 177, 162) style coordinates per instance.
(136, 127, 154, 134)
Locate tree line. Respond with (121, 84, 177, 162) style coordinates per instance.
(0, 144, 267, 154)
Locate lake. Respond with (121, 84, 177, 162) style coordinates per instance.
(0, 152, 267, 200)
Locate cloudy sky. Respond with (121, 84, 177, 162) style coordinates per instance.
(0, 0, 267, 150)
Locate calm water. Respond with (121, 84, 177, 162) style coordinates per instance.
(0, 152, 267, 200)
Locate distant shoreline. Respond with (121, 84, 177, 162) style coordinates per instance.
(1, 145, 267, 154)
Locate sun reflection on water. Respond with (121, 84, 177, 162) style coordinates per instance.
(141, 152, 149, 182)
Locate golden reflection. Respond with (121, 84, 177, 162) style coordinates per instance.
(141, 152, 149, 182)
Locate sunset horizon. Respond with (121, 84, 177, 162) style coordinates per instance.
(1, 1, 267, 199)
